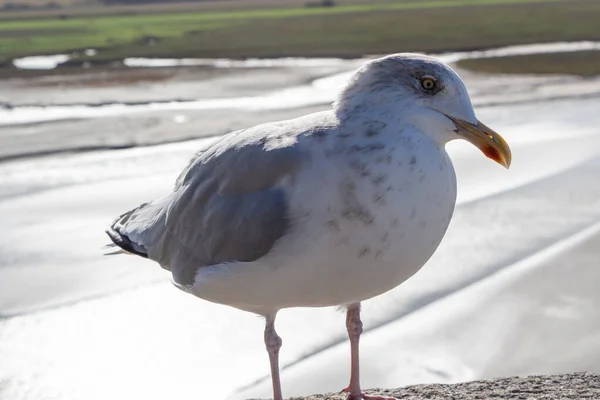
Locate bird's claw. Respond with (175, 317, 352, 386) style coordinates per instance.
(360, 395, 397, 400)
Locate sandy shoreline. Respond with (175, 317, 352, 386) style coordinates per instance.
(0, 62, 355, 161)
(3, 42, 600, 163)
(1, 62, 600, 162)
(0, 63, 357, 106)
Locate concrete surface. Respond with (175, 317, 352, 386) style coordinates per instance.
(288, 373, 600, 400)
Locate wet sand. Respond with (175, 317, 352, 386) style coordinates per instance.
(0, 62, 362, 161)
(0, 62, 358, 106)
(2, 59, 600, 162)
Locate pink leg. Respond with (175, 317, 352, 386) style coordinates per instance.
(265, 315, 283, 400)
(344, 304, 396, 400)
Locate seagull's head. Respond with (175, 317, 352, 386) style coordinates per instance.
(336, 53, 511, 168)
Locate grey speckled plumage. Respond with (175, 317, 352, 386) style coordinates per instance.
(107, 111, 337, 286)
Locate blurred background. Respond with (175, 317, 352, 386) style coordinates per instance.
(1, 0, 600, 399)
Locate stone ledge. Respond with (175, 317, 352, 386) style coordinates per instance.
(285, 373, 599, 400)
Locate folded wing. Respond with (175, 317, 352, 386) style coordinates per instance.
(105, 115, 323, 287)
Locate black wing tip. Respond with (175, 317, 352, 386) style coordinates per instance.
(105, 223, 149, 259)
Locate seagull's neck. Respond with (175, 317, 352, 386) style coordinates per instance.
(334, 93, 455, 147)
(334, 93, 405, 130)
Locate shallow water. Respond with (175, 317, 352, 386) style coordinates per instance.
(11, 54, 70, 70)
(123, 56, 354, 68)
(4, 41, 600, 126)
(435, 40, 600, 63)
(13, 41, 600, 71)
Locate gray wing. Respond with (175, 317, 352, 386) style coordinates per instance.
(107, 111, 336, 287)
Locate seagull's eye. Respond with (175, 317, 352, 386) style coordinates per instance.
(420, 77, 437, 92)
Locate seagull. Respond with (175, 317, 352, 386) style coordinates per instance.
(106, 53, 511, 400)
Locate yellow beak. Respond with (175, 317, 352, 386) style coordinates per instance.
(448, 116, 512, 169)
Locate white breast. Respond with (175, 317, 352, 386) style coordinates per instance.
(192, 127, 457, 315)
